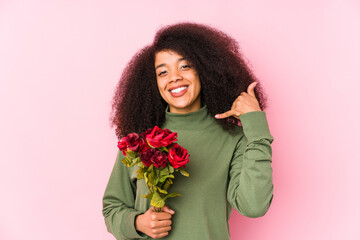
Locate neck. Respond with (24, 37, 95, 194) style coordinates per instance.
(163, 105, 213, 130)
(168, 99, 202, 114)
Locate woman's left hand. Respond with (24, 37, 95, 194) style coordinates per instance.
(215, 82, 261, 119)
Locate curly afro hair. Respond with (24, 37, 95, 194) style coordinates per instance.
(111, 22, 268, 139)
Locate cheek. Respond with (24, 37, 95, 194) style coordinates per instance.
(195, 86, 201, 99)
(156, 79, 162, 91)
(194, 77, 201, 95)
(190, 72, 201, 88)
(156, 79, 167, 97)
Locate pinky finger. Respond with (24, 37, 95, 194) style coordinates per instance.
(153, 232, 169, 239)
(215, 110, 234, 119)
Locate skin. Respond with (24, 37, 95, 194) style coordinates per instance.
(135, 206, 174, 238)
(215, 82, 262, 119)
(155, 50, 202, 114)
(135, 55, 261, 239)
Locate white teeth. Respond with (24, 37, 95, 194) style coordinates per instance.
(170, 86, 188, 93)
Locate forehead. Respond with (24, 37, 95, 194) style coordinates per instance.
(154, 50, 185, 65)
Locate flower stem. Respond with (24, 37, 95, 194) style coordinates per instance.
(154, 207, 162, 212)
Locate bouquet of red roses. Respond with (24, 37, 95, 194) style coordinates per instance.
(117, 126, 190, 210)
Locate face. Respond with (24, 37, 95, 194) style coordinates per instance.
(155, 50, 201, 114)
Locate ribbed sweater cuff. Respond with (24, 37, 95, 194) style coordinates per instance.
(121, 210, 147, 239)
(239, 111, 273, 142)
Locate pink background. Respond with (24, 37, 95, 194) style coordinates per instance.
(1, 0, 359, 239)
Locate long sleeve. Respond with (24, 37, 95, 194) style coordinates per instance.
(227, 111, 274, 218)
(102, 151, 147, 239)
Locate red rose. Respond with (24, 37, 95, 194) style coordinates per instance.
(126, 133, 146, 151)
(168, 143, 190, 169)
(140, 128, 153, 139)
(145, 126, 177, 148)
(139, 143, 151, 153)
(140, 148, 155, 167)
(140, 148, 168, 168)
(118, 133, 147, 155)
(151, 150, 168, 168)
(117, 139, 128, 156)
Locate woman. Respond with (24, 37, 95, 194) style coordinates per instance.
(102, 22, 274, 239)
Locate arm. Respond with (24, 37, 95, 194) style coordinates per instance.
(102, 151, 146, 239)
(227, 111, 274, 218)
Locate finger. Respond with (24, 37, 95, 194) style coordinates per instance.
(152, 231, 169, 239)
(152, 226, 171, 234)
(152, 219, 172, 229)
(162, 205, 175, 215)
(215, 110, 235, 119)
(247, 82, 258, 97)
(152, 212, 172, 220)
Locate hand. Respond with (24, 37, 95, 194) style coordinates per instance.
(215, 82, 261, 119)
(135, 206, 174, 238)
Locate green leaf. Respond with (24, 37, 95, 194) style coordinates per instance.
(142, 192, 153, 200)
(122, 157, 135, 167)
(137, 172, 144, 180)
(179, 168, 189, 177)
(137, 161, 145, 168)
(136, 167, 146, 180)
(148, 170, 159, 185)
(163, 192, 182, 201)
(168, 165, 174, 173)
(126, 151, 138, 158)
(136, 167, 145, 174)
(162, 178, 173, 191)
(148, 164, 153, 171)
(154, 186, 168, 194)
(158, 146, 169, 153)
(150, 191, 165, 208)
(158, 188, 168, 194)
(144, 172, 149, 185)
(155, 168, 160, 178)
(133, 157, 141, 164)
(159, 174, 174, 183)
(160, 167, 169, 176)
(147, 140, 156, 149)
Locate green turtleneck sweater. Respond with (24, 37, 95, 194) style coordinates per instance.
(102, 105, 274, 239)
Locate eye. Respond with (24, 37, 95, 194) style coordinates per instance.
(158, 70, 167, 76)
(180, 64, 191, 70)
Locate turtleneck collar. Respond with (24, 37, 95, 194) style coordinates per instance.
(163, 105, 213, 130)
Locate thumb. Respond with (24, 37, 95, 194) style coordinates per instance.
(247, 82, 257, 97)
(161, 205, 175, 214)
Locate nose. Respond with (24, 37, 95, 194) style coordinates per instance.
(169, 69, 183, 83)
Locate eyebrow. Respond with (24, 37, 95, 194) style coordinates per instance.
(155, 57, 187, 70)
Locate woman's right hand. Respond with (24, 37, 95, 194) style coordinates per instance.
(135, 205, 174, 238)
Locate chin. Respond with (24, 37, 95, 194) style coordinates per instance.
(170, 101, 191, 109)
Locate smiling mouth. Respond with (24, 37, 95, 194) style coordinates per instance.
(168, 85, 189, 97)
(169, 86, 188, 93)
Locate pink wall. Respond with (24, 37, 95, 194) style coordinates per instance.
(1, 0, 359, 239)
